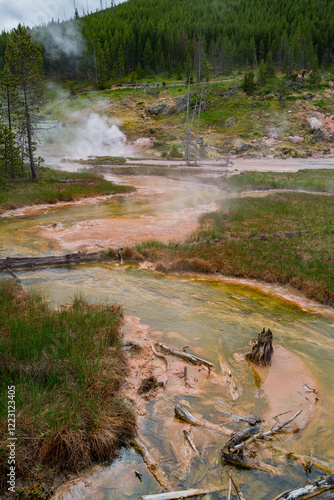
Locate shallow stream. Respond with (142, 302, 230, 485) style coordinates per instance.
(1, 175, 334, 499)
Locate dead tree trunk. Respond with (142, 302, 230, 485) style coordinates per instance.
(245, 328, 274, 366)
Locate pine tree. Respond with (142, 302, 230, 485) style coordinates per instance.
(5, 25, 45, 179)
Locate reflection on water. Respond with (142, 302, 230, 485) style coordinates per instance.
(15, 263, 334, 500)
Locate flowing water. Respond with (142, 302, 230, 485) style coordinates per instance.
(1, 176, 334, 499)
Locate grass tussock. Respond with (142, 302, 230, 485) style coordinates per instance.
(121, 246, 144, 262)
(143, 192, 334, 307)
(156, 257, 216, 274)
(0, 168, 135, 214)
(0, 281, 136, 498)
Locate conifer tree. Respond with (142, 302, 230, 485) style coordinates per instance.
(5, 25, 45, 179)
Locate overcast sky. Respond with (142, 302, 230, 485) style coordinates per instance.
(0, 0, 126, 32)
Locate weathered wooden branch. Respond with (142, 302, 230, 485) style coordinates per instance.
(183, 430, 201, 458)
(140, 487, 226, 500)
(227, 476, 232, 500)
(0, 251, 106, 271)
(155, 342, 214, 369)
(230, 410, 302, 452)
(6, 267, 18, 279)
(151, 343, 170, 370)
(221, 451, 280, 475)
(134, 438, 174, 491)
(245, 328, 274, 366)
(271, 474, 334, 499)
(175, 404, 234, 436)
(230, 474, 246, 500)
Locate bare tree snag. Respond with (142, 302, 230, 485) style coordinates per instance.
(245, 328, 274, 366)
(271, 474, 334, 499)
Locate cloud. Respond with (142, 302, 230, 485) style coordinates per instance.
(0, 0, 126, 32)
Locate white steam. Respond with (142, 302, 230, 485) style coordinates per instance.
(40, 87, 133, 163)
(35, 20, 85, 59)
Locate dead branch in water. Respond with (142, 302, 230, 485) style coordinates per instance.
(151, 343, 170, 370)
(221, 451, 280, 475)
(271, 473, 334, 499)
(134, 438, 175, 491)
(140, 486, 226, 500)
(245, 328, 274, 366)
(175, 404, 234, 436)
(183, 430, 201, 458)
(227, 476, 232, 500)
(155, 342, 214, 369)
(230, 474, 246, 500)
(230, 410, 302, 452)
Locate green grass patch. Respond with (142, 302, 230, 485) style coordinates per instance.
(222, 169, 334, 193)
(0, 281, 135, 496)
(0, 168, 135, 214)
(141, 192, 334, 306)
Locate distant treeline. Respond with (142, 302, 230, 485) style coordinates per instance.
(1, 0, 334, 82)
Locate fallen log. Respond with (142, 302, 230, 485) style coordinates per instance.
(245, 328, 274, 366)
(155, 342, 214, 369)
(140, 487, 226, 500)
(0, 251, 105, 271)
(271, 474, 334, 499)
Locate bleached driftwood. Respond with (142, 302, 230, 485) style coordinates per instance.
(140, 487, 225, 500)
(227, 477, 232, 500)
(271, 473, 334, 499)
(155, 342, 214, 369)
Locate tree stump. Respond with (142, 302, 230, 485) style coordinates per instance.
(245, 328, 274, 366)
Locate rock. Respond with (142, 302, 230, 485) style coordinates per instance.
(175, 95, 188, 112)
(234, 143, 253, 154)
(225, 116, 235, 128)
(145, 105, 165, 116)
(309, 117, 322, 129)
(310, 129, 325, 143)
(289, 135, 304, 143)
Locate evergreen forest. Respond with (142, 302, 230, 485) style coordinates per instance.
(0, 0, 334, 84)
